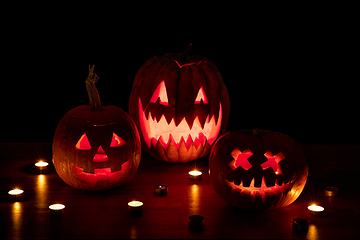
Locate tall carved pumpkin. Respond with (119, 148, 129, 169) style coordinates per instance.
(209, 129, 308, 210)
(53, 66, 141, 191)
(129, 45, 230, 163)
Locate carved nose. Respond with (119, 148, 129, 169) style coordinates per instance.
(92, 145, 109, 162)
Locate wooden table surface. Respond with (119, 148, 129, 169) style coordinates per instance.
(0, 143, 359, 239)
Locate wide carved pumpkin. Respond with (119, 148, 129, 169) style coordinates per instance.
(209, 129, 308, 210)
(53, 65, 141, 191)
(129, 45, 230, 163)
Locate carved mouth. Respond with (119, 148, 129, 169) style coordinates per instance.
(138, 98, 222, 151)
(71, 160, 130, 185)
(225, 177, 292, 202)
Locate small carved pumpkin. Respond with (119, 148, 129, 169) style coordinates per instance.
(129, 45, 230, 163)
(53, 66, 141, 191)
(209, 129, 308, 210)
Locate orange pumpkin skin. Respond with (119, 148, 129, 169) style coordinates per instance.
(209, 129, 308, 210)
(129, 51, 230, 163)
(53, 66, 141, 191)
(53, 106, 141, 191)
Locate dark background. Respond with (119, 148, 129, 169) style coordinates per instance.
(1, 8, 358, 144)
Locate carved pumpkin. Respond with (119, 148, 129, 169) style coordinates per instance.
(129, 45, 230, 163)
(209, 129, 308, 210)
(53, 66, 141, 191)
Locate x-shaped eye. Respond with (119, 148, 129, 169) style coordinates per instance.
(261, 151, 285, 175)
(229, 148, 253, 171)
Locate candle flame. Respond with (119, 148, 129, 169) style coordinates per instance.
(308, 204, 324, 212)
(35, 161, 49, 167)
(49, 204, 65, 210)
(189, 170, 202, 176)
(8, 189, 24, 195)
(128, 201, 143, 207)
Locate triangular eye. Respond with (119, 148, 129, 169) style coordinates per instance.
(194, 87, 209, 104)
(229, 148, 253, 171)
(75, 133, 92, 150)
(150, 80, 168, 106)
(110, 132, 127, 147)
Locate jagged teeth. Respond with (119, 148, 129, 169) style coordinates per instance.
(139, 98, 222, 150)
(225, 177, 292, 203)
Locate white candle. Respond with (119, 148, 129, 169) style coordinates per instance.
(35, 160, 49, 167)
(128, 201, 143, 212)
(189, 170, 202, 180)
(49, 204, 65, 215)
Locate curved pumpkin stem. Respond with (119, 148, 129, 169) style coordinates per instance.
(180, 43, 193, 62)
(85, 65, 103, 111)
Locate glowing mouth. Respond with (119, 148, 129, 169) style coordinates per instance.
(225, 177, 292, 202)
(71, 160, 130, 185)
(139, 98, 222, 151)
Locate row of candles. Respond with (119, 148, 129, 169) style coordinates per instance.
(8, 159, 339, 231)
(8, 160, 203, 221)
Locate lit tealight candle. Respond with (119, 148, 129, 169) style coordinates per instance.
(35, 160, 49, 168)
(154, 185, 168, 194)
(189, 170, 202, 180)
(128, 201, 143, 212)
(308, 204, 324, 216)
(8, 189, 24, 196)
(49, 204, 65, 215)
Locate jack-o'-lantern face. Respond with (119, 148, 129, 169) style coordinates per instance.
(53, 105, 141, 191)
(226, 148, 291, 203)
(129, 53, 230, 163)
(71, 130, 129, 185)
(53, 65, 141, 191)
(209, 130, 308, 210)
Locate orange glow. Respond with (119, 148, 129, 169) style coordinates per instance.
(12, 202, 21, 239)
(92, 146, 109, 162)
(229, 148, 253, 171)
(225, 177, 292, 202)
(174, 60, 205, 68)
(139, 98, 222, 150)
(261, 151, 284, 175)
(71, 160, 131, 185)
(8, 189, 24, 195)
(76, 132, 126, 162)
(189, 184, 200, 214)
(75, 133, 92, 150)
(150, 80, 168, 106)
(110, 132, 127, 147)
(194, 87, 209, 104)
(35, 160, 49, 167)
(306, 224, 319, 240)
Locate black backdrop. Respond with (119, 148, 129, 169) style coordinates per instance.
(1, 10, 358, 144)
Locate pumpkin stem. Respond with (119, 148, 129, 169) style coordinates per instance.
(181, 43, 193, 62)
(85, 65, 103, 111)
